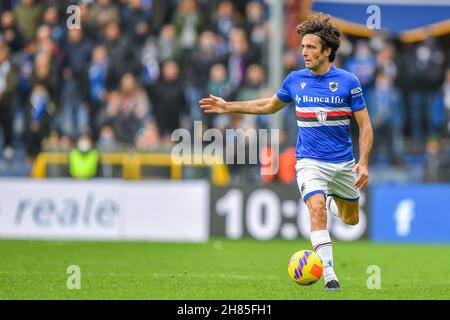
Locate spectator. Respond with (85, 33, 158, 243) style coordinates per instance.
(432, 68, 450, 137)
(174, 0, 204, 49)
(424, 136, 441, 182)
(173, 0, 204, 73)
(41, 130, 60, 152)
(236, 63, 268, 128)
(121, 0, 151, 43)
(30, 53, 59, 108)
(58, 134, 73, 152)
(237, 63, 266, 101)
(34, 24, 63, 65)
(59, 67, 90, 138)
(0, 43, 18, 160)
(244, 1, 266, 39)
(227, 28, 257, 89)
(77, 2, 97, 42)
(376, 43, 398, 82)
(141, 0, 167, 35)
(64, 29, 92, 79)
(99, 73, 150, 146)
(207, 63, 233, 129)
(11, 40, 35, 114)
(284, 0, 302, 51)
(0, 1, 14, 12)
(335, 34, 353, 67)
(135, 120, 160, 151)
(69, 133, 100, 179)
(35, 24, 51, 50)
(208, 63, 233, 99)
(97, 124, 117, 151)
(102, 21, 140, 90)
(42, 5, 65, 47)
(212, 0, 240, 41)
(59, 28, 92, 137)
(282, 50, 300, 75)
(139, 24, 180, 87)
(225, 113, 258, 184)
(88, 45, 109, 137)
(148, 61, 186, 141)
(366, 70, 405, 165)
(403, 38, 446, 150)
(186, 31, 224, 122)
(13, 0, 43, 43)
(24, 84, 53, 160)
(156, 24, 180, 63)
(1, 10, 24, 53)
(88, 0, 120, 30)
(243, 1, 267, 65)
(344, 40, 377, 90)
(423, 136, 450, 182)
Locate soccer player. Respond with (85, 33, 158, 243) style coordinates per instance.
(199, 14, 373, 291)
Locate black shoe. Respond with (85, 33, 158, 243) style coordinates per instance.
(324, 280, 340, 291)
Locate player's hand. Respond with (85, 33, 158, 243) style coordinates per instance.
(353, 162, 369, 190)
(199, 94, 228, 114)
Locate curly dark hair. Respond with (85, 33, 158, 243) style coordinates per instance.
(297, 14, 342, 62)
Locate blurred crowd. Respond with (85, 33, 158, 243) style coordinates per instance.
(0, 0, 449, 182)
(331, 36, 450, 181)
(0, 0, 272, 160)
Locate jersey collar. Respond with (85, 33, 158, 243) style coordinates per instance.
(307, 64, 336, 78)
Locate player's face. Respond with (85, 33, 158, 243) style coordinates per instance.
(301, 34, 330, 70)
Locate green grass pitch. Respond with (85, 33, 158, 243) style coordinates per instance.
(0, 238, 449, 300)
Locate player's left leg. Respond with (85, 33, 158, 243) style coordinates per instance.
(327, 196, 359, 225)
(327, 160, 361, 226)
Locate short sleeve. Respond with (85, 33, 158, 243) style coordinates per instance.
(349, 75, 366, 112)
(276, 73, 293, 103)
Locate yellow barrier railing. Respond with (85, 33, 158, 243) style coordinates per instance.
(32, 152, 230, 185)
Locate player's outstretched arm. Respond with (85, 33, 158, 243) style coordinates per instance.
(199, 94, 287, 115)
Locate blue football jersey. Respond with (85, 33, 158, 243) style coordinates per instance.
(276, 65, 366, 162)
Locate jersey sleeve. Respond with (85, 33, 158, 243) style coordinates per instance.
(276, 73, 293, 103)
(349, 75, 366, 112)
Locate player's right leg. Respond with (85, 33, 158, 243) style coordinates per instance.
(296, 159, 340, 291)
(305, 194, 340, 291)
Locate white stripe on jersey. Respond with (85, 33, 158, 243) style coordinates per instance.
(295, 106, 352, 113)
(297, 119, 351, 127)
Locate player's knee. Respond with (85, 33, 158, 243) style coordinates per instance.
(309, 201, 326, 218)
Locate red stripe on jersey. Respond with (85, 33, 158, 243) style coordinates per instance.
(295, 111, 317, 118)
(296, 111, 352, 118)
(327, 111, 352, 117)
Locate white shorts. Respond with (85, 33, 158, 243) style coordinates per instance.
(295, 158, 360, 203)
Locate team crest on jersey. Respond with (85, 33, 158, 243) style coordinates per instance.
(300, 82, 307, 89)
(329, 82, 338, 92)
(316, 111, 327, 123)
